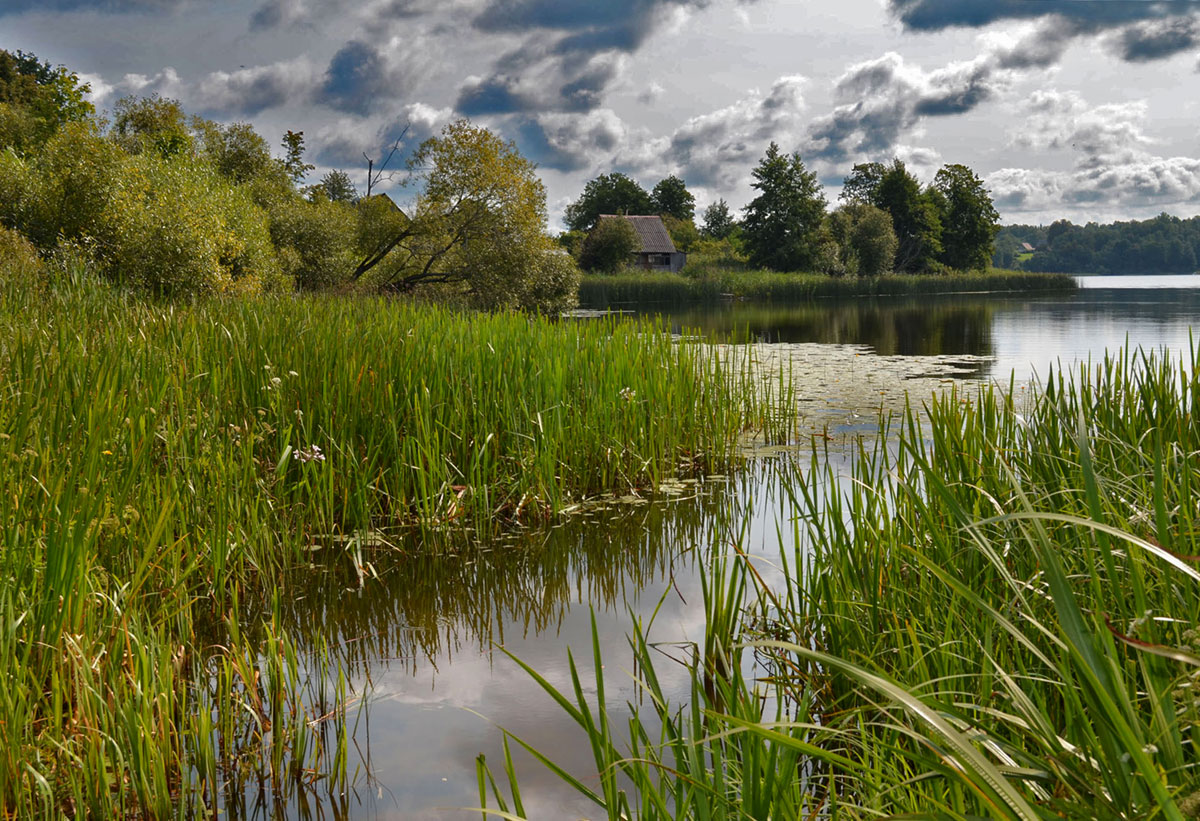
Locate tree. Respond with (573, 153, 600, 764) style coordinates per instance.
(701, 198, 736, 239)
(281, 129, 314, 185)
(840, 162, 886, 205)
(827, 203, 897, 277)
(933, 163, 999, 271)
(578, 217, 639, 272)
(353, 119, 578, 312)
(192, 118, 278, 185)
(111, 95, 192, 157)
(740, 142, 827, 272)
(0, 49, 93, 149)
(651, 175, 695, 222)
(873, 160, 942, 273)
(313, 169, 358, 203)
(563, 172, 653, 231)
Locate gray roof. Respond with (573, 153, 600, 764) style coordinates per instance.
(599, 214, 678, 254)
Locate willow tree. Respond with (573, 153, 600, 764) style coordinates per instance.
(354, 120, 578, 312)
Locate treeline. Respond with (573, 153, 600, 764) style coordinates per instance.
(561, 150, 1001, 277)
(0, 49, 578, 310)
(995, 213, 1200, 274)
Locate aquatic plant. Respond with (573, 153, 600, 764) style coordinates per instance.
(0, 266, 782, 815)
(487, 344, 1200, 817)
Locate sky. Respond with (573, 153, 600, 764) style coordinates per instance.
(5, 0, 1200, 229)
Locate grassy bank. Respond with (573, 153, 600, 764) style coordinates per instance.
(578, 267, 1077, 307)
(488, 345, 1200, 817)
(0, 268, 783, 815)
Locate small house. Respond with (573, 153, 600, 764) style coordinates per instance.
(598, 214, 687, 273)
(1021, 242, 1036, 253)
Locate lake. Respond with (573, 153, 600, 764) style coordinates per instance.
(257, 274, 1200, 819)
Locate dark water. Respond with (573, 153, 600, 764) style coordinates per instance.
(253, 275, 1200, 819)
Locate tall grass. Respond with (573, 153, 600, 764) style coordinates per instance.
(578, 267, 1077, 307)
(0, 266, 781, 815)
(487, 344, 1200, 817)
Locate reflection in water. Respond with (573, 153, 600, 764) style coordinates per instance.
(643, 297, 996, 358)
(278, 479, 746, 677)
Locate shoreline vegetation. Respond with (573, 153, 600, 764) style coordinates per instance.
(578, 266, 1078, 308)
(0, 268, 787, 815)
(485, 344, 1200, 818)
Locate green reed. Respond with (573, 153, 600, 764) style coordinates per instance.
(578, 268, 1076, 308)
(0, 265, 781, 816)
(489, 343, 1200, 817)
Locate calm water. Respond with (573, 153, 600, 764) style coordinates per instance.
(247, 275, 1200, 819)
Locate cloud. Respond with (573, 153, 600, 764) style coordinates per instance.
(194, 59, 319, 115)
(456, 0, 749, 115)
(1011, 90, 1152, 162)
(888, 0, 1199, 33)
(805, 51, 1007, 163)
(989, 89, 1200, 220)
(317, 37, 428, 115)
(1116, 16, 1200, 62)
(0, 0, 190, 15)
(518, 108, 633, 172)
(888, 1, 1200, 68)
(665, 74, 807, 189)
(312, 101, 452, 168)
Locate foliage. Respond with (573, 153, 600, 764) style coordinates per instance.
(0, 119, 127, 249)
(740, 142, 826, 272)
(0, 270, 781, 815)
(684, 234, 748, 271)
(579, 216, 639, 273)
(650, 175, 695, 222)
(556, 229, 587, 259)
(660, 213, 699, 252)
(267, 194, 359, 290)
(564, 172, 653, 232)
(578, 268, 1075, 307)
(111, 94, 193, 157)
(313, 169, 358, 204)
(356, 120, 578, 312)
(0, 224, 42, 284)
(826, 202, 897, 277)
(933, 163, 999, 271)
(0, 49, 93, 149)
(193, 118, 282, 186)
(0, 122, 283, 295)
(1003, 213, 1200, 274)
(700, 198, 736, 239)
(874, 160, 942, 273)
(495, 343, 1200, 819)
(281, 129, 314, 185)
(102, 153, 285, 295)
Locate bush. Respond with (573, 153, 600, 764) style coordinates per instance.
(102, 154, 285, 296)
(267, 195, 358, 290)
(827, 203, 897, 277)
(579, 217, 638, 273)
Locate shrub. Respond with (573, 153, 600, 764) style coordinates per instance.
(267, 194, 358, 290)
(827, 203, 897, 277)
(102, 154, 284, 296)
(579, 217, 638, 273)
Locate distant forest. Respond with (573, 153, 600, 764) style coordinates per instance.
(994, 213, 1200, 274)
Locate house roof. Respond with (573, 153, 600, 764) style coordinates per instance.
(598, 214, 678, 254)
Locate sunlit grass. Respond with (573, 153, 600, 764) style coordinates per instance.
(489, 343, 1200, 818)
(0, 264, 783, 815)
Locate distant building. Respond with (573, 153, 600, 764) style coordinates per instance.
(1021, 242, 1036, 252)
(598, 214, 687, 272)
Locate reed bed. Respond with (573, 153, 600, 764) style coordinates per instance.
(488, 344, 1200, 817)
(578, 268, 1076, 308)
(0, 266, 781, 816)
